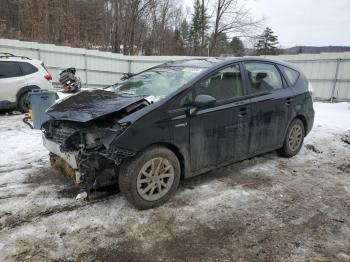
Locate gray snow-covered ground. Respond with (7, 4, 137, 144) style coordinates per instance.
(0, 102, 349, 262)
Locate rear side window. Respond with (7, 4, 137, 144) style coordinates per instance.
(279, 65, 299, 86)
(244, 62, 283, 93)
(0, 61, 21, 78)
(19, 62, 38, 75)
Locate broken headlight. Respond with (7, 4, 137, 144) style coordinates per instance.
(84, 131, 104, 148)
(83, 122, 130, 150)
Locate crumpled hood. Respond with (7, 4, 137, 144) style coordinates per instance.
(46, 89, 147, 122)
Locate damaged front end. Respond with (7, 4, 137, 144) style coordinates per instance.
(41, 90, 149, 195)
(42, 120, 133, 187)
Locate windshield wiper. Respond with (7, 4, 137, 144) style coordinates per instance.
(118, 91, 136, 95)
(102, 73, 136, 90)
(102, 83, 119, 90)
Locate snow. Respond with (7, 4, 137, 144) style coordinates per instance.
(0, 115, 47, 172)
(310, 102, 350, 137)
(0, 101, 349, 261)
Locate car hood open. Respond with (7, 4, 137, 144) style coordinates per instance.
(46, 89, 148, 122)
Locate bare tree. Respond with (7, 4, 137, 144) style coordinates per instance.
(0, 0, 260, 57)
(210, 0, 261, 56)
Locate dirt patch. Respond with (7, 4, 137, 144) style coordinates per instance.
(0, 193, 27, 200)
(57, 187, 80, 199)
(305, 144, 323, 153)
(67, 209, 345, 262)
(24, 167, 73, 186)
(0, 195, 114, 231)
(341, 131, 350, 145)
(168, 194, 193, 208)
(220, 172, 273, 190)
(0, 166, 32, 174)
(337, 163, 350, 173)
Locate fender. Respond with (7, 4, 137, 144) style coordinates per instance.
(16, 85, 40, 103)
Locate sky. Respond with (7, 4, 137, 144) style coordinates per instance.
(183, 0, 350, 48)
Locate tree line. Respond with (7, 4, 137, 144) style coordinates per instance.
(0, 0, 280, 56)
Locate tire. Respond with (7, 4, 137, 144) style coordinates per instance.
(17, 91, 30, 113)
(119, 146, 181, 210)
(278, 118, 305, 157)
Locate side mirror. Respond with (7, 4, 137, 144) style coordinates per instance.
(194, 95, 216, 109)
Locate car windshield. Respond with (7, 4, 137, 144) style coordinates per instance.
(108, 66, 204, 102)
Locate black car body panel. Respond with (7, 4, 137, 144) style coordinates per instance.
(42, 57, 314, 189)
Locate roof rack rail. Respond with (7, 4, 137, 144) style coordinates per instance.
(0, 53, 32, 60)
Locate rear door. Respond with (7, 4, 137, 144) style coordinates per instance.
(188, 63, 251, 172)
(243, 61, 293, 153)
(0, 61, 24, 101)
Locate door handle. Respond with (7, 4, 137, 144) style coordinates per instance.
(285, 97, 293, 105)
(175, 123, 187, 128)
(238, 107, 249, 117)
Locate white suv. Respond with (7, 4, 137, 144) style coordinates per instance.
(0, 53, 54, 112)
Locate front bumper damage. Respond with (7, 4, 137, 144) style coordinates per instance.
(43, 136, 81, 182)
(42, 134, 135, 197)
(43, 136, 79, 169)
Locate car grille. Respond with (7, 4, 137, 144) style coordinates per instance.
(48, 125, 77, 144)
(52, 129, 73, 144)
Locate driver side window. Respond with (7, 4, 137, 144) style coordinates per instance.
(178, 64, 243, 107)
(194, 64, 243, 101)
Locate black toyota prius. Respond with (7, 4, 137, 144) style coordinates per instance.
(42, 57, 314, 209)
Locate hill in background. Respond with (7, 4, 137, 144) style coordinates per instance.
(283, 46, 350, 54)
(244, 46, 350, 56)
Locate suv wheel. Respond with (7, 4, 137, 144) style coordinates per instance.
(279, 118, 305, 157)
(119, 146, 181, 210)
(17, 91, 30, 113)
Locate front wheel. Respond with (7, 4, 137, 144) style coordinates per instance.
(119, 146, 181, 210)
(279, 118, 305, 157)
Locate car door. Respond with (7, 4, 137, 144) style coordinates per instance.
(183, 63, 251, 173)
(0, 61, 24, 101)
(243, 61, 294, 154)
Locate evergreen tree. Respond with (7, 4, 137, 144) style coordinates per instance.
(190, 0, 208, 56)
(180, 19, 190, 52)
(190, 0, 202, 55)
(200, 0, 209, 55)
(230, 37, 245, 57)
(255, 27, 280, 56)
(173, 28, 184, 55)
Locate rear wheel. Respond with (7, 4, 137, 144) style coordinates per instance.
(279, 118, 305, 157)
(17, 91, 30, 113)
(119, 146, 181, 210)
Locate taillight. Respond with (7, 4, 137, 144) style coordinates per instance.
(44, 74, 52, 81)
